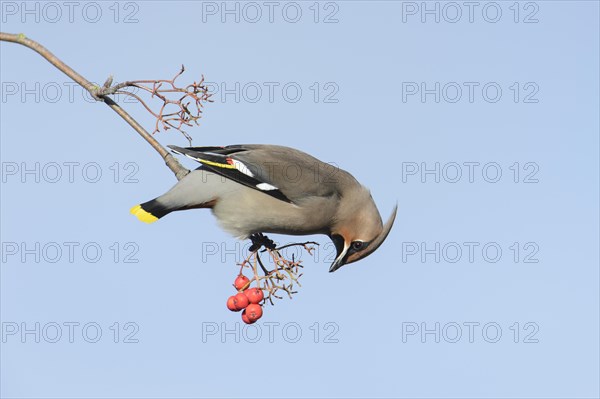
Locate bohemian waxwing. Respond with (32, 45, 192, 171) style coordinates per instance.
(131, 145, 397, 272)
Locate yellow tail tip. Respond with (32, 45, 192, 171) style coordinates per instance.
(130, 204, 158, 224)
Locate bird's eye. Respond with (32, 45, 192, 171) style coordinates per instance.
(352, 241, 364, 250)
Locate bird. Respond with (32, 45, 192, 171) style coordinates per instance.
(130, 144, 397, 272)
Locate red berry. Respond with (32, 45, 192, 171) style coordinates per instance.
(233, 292, 249, 310)
(245, 304, 263, 322)
(244, 288, 264, 304)
(226, 296, 240, 312)
(234, 275, 250, 291)
(241, 309, 255, 324)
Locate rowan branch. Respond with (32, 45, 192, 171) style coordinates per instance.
(97, 66, 213, 144)
(0, 32, 192, 181)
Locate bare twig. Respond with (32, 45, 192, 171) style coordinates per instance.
(237, 239, 317, 305)
(0, 32, 190, 180)
(103, 66, 213, 144)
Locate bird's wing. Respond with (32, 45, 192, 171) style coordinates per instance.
(168, 145, 347, 204)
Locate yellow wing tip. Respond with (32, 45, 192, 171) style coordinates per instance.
(130, 204, 158, 224)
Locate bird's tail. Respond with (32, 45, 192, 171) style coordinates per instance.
(130, 199, 172, 224)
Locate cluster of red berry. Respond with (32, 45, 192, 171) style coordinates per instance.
(226, 275, 264, 324)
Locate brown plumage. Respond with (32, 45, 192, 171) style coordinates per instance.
(131, 145, 397, 272)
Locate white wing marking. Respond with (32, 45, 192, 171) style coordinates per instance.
(256, 182, 278, 191)
(232, 159, 254, 177)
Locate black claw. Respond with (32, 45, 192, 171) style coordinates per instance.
(249, 233, 277, 252)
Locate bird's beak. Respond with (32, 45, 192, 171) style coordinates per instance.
(329, 235, 349, 273)
(329, 204, 398, 272)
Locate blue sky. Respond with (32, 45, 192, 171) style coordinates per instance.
(1, 1, 599, 398)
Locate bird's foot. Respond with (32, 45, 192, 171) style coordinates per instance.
(249, 233, 277, 252)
